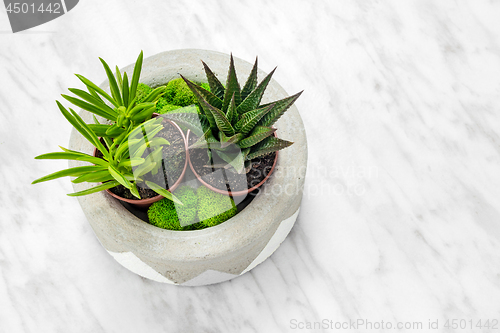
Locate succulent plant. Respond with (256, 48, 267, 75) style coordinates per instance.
(61, 51, 167, 140)
(32, 102, 181, 204)
(164, 55, 302, 173)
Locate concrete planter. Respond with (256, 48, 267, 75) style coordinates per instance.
(68, 49, 307, 286)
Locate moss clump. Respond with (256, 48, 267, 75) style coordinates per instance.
(197, 186, 237, 228)
(200, 82, 211, 92)
(164, 78, 198, 107)
(147, 198, 183, 230)
(158, 104, 182, 114)
(173, 186, 197, 225)
(147, 186, 238, 230)
(147, 186, 199, 230)
(136, 83, 152, 103)
(159, 104, 201, 115)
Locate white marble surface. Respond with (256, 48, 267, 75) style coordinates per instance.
(1, 1, 500, 332)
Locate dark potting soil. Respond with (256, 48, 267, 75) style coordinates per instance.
(97, 121, 186, 200)
(188, 133, 276, 193)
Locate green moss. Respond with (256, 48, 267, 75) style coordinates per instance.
(200, 82, 211, 92)
(136, 83, 152, 103)
(158, 104, 182, 114)
(163, 78, 198, 107)
(173, 186, 197, 225)
(147, 186, 199, 230)
(159, 104, 201, 115)
(147, 186, 239, 230)
(197, 186, 237, 228)
(147, 198, 183, 230)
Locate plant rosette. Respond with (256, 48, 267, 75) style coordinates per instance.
(93, 117, 188, 209)
(165, 54, 302, 197)
(186, 130, 279, 196)
(69, 49, 307, 286)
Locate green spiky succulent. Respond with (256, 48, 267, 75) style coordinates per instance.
(164, 55, 302, 173)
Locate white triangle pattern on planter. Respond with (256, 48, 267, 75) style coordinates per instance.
(108, 251, 175, 284)
(107, 208, 299, 285)
(240, 208, 300, 275)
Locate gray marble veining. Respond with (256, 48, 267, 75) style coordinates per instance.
(1, 0, 500, 332)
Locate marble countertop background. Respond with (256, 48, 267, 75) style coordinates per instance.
(1, 1, 500, 332)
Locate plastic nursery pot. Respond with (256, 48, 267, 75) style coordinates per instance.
(68, 49, 307, 286)
(186, 130, 279, 197)
(92, 118, 188, 210)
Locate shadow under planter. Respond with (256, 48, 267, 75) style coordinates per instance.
(68, 49, 308, 286)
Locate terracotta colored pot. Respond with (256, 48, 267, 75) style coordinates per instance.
(186, 130, 278, 197)
(93, 118, 188, 209)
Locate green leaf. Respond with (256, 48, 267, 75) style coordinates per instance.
(122, 72, 130, 108)
(118, 157, 145, 168)
(115, 66, 123, 92)
(162, 108, 210, 137)
(128, 102, 155, 117)
(179, 75, 218, 133)
(202, 61, 225, 100)
(75, 74, 119, 108)
(257, 91, 303, 127)
(222, 54, 241, 112)
(241, 57, 258, 100)
(92, 116, 113, 150)
(143, 86, 167, 103)
(219, 131, 243, 148)
(130, 105, 156, 122)
(133, 160, 157, 177)
(67, 88, 117, 120)
(72, 170, 112, 183)
(69, 108, 111, 161)
(99, 57, 122, 106)
(129, 51, 144, 104)
(34, 152, 108, 167)
(234, 103, 274, 136)
(237, 126, 276, 149)
(129, 182, 141, 199)
(67, 181, 120, 196)
(61, 94, 117, 122)
(246, 136, 293, 160)
(108, 165, 132, 189)
(182, 75, 223, 110)
(88, 124, 112, 137)
(32, 166, 107, 184)
(208, 104, 235, 137)
(57, 101, 94, 146)
(226, 93, 237, 125)
(236, 67, 276, 115)
(145, 181, 183, 205)
(105, 124, 125, 138)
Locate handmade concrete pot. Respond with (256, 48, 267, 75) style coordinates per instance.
(68, 49, 307, 286)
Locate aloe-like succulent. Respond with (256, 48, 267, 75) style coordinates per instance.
(32, 102, 181, 204)
(164, 55, 302, 173)
(61, 51, 167, 140)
